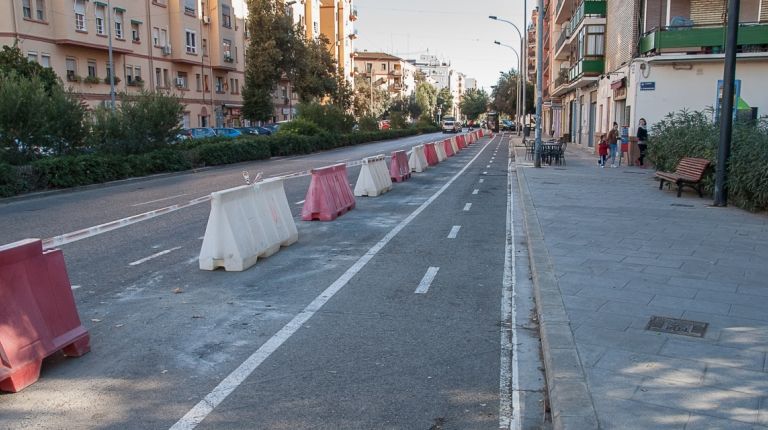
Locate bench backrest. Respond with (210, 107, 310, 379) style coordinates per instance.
(675, 157, 710, 180)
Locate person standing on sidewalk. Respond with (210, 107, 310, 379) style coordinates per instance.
(607, 122, 619, 168)
(636, 118, 649, 167)
(598, 134, 609, 167)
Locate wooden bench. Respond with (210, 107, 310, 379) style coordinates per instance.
(656, 157, 710, 197)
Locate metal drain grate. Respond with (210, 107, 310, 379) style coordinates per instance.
(646, 316, 708, 337)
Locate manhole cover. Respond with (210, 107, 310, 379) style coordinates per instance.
(670, 203, 694, 208)
(646, 316, 708, 337)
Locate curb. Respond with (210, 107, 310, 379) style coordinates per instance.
(513, 143, 601, 429)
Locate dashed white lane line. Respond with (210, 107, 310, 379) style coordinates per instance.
(128, 246, 182, 266)
(71, 285, 81, 290)
(463, 203, 472, 211)
(447, 225, 461, 239)
(414, 267, 440, 294)
(168, 135, 499, 430)
(295, 200, 306, 205)
(472, 189, 479, 195)
(131, 194, 189, 207)
(479, 178, 485, 183)
(486, 164, 491, 168)
(483, 171, 488, 175)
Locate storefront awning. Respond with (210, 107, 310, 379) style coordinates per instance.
(611, 78, 626, 90)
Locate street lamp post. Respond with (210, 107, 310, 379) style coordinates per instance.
(493, 41, 521, 135)
(534, 0, 544, 167)
(107, 0, 116, 110)
(489, 16, 526, 136)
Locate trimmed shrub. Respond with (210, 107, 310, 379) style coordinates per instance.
(193, 139, 271, 166)
(276, 118, 323, 136)
(0, 163, 25, 197)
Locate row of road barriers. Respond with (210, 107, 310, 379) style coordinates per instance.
(0, 129, 490, 392)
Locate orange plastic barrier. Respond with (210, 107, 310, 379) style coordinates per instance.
(0, 239, 90, 393)
(389, 150, 411, 182)
(301, 163, 356, 221)
(443, 139, 455, 157)
(424, 143, 439, 166)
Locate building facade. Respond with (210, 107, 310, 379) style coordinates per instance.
(353, 51, 415, 99)
(320, 0, 355, 86)
(2, 0, 252, 128)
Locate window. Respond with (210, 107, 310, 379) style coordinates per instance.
(35, 0, 45, 20)
(203, 74, 209, 92)
(235, 79, 239, 94)
(381, 63, 386, 71)
(152, 27, 159, 46)
(126, 65, 134, 82)
(183, 112, 190, 129)
(581, 25, 604, 58)
(223, 39, 232, 62)
(184, 0, 195, 15)
(134, 66, 141, 81)
(23, 0, 31, 19)
(114, 10, 124, 39)
(215, 76, 224, 93)
(185, 30, 197, 54)
(131, 22, 140, 42)
(230, 78, 235, 94)
(27, 52, 38, 63)
(87, 60, 97, 78)
(163, 69, 169, 88)
(365, 63, 372, 73)
(41, 54, 50, 68)
(105, 61, 113, 79)
(161, 28, 168, 47)
(202, 38, 208, 56)
(222, 4, 231, 28)
(95, 5, 106, 35)
(196, 73, 201, 91)
(66, 58, 77, 80)
(74, 0, 86, 31)
(155, 67, 162, 88)
(281, 86, 287, 98)
(176, 72, 188, 89)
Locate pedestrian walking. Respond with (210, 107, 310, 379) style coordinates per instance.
(607, 122, 619, 168)
(636, 118, 649, 167)
(598, 134, 609, 168)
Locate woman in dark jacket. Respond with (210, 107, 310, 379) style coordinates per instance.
(637, 118, 648, 167)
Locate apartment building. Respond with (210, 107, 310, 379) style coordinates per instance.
(410, 54, 463, 118)
(286, 0, 321, 40)
(543, 0, 768, 154)
(2, 0, 252, 128)
(353, 51, 416, 99)
(320, 0, 355, 86)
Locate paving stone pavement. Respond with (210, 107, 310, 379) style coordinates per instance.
(513, 137, 768, 429)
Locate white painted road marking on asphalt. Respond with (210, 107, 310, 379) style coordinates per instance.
(295, 200, 305, 205)
(472, 189, 479, 195)
(483, 171, 488, 175)
(479, 178, 485, 183)
(71, 285, 81, 290)
(463, 203, 472, 211)
(168, 135, 499, 430)
(131, 194, 188, 207)
(128, 247, 182, 266)
(486, 164, 491, 168)
(499, 140, 521, 430)
(415, 267, 440, 294)
(447, 225, 461, 239)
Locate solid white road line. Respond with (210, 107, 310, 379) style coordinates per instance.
(295, 200, 306, 205)
(71, 285, 81, 290)
(130, 194, 188, 207)
(168, 135, 498, 430)
(447, 225, 461, 239)
(499, 140, 521, 430)
(463, 203, 472, 211)
(415, 267, 440, 294)
(472, 189, 479, 195)
(479, 179, 485, 183)
(128, 246, 182, 266)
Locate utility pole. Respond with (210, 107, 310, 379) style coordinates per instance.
(107, 0, 116, 110)
(714, 0, 740, 206)
(522, 0, 527, 137)
(534, 0, 543, 167)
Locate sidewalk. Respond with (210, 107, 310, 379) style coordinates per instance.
(512, 137, 768, 429)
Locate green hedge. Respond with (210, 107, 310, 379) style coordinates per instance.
(0, 126, 439, 197)
(648, 110, 768, 211)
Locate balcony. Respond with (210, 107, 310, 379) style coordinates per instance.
(350, 8, 358, 21)
(640, 22, 768, 55)
(568, 57, 604, 83)
(555, 1, 606, 58)
(389, 69, 402, 76)
(389, 83, 403, 92)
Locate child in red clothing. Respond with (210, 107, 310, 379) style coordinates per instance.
(597, 134, 609, 167)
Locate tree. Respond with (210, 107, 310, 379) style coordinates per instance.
(490, 70, 534, 118)
(292, 35, 338, 103)
(0, 44, 59, 93)
(415, 82, 437, 121)
(330, 69, 354, 112)
(353, 76, 389, 118)
(436, 87, 453, 118)
(460, 88, 490, 121)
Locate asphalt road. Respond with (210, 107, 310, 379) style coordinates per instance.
(0, 132, 547, 429)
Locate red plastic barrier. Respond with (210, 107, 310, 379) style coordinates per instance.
(424, 143, 439, 166)
(457, 135, 466, 149)
(443, 139, 455, 157)
(389, 150, 411, 182)
(479, 129, 485, 137)
(0, 239, 90, 393)
(301, 163, 356, 221)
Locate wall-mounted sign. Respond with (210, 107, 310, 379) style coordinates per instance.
(640, 82, 656, 91)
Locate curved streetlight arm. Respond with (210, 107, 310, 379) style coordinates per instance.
(488, 16, 523, 41)
(493, 41, 520, 65)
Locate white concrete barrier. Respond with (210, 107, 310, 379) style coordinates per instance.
(435, 141, 447, 162)
(199, 178, 298, 271)
(409, 145, 428, 173)
(354, 154, 393, 197)
(450, 136, 460, 153)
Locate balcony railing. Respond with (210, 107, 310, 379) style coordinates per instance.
(639, 22, 768, 55)
(568, 57, 604, 81)
(555, 1, 605, 58)
(555, 26, 571, 55)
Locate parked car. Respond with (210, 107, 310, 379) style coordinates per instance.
(262, 123, 280, 133)
(236, 127, 261, 136)
(255, 126, 273, 135)
(183, 127, 217, 139)
(501, 119, 517, 131)
(378, 120, 391, 130)
(213, 128, 242, 138)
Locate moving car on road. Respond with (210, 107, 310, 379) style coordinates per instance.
(441, 117, 461, 133)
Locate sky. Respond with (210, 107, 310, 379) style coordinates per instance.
(354, 0, 536, 93)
